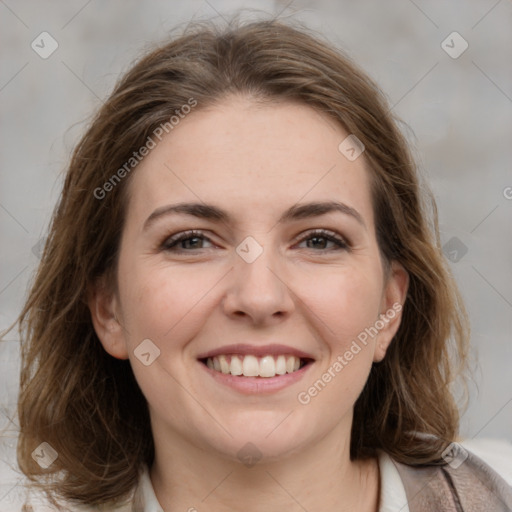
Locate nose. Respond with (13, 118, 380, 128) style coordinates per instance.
(222, 241, 295, 325)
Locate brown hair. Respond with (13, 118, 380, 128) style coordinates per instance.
(7, 14, 470, 509)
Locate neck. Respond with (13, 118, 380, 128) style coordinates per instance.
(149, 422, 380, 512)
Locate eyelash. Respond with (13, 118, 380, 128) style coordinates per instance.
(161, 229, 350, 253)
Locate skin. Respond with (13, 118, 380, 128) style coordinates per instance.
(89, 95, 409, 512)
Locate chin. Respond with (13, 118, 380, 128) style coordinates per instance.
(201, 413, 316, 465)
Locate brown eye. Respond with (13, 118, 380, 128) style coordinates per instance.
(296, 229, 350, 251)
(160, 228, 350, 254)
(162, 230, 214, 251)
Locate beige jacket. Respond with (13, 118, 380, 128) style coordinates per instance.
(392, 448, 512, 511)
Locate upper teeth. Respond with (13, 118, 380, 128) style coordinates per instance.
(205, 354, 302, 378)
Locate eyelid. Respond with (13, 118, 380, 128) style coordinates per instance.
(160, 229, 214, 250)
(294, 228, 350, 249)
(160, 227, 351, 252)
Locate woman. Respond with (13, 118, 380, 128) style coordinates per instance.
(10, 16, 512, 512)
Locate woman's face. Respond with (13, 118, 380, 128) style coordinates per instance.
(91, 96, 408, 462)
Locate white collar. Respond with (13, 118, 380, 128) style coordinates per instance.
(131, 466, 164, 512)
(377, 450, 410, 511)
(132, 452, 409, 512)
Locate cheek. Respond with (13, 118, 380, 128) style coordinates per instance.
(300, 263, 383, 347)
(118, 258, 239, 366)
(296, 268, 382, 411)
(118, 257, 209, 347)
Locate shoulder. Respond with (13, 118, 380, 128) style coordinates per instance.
(390, 438, 512, 512)
(17, 488, 134, 512)
(447, 439, 512, 510)
(458, 437, 512, 486)
(19, 500, 133, 512)
(9, 467, 144, 512)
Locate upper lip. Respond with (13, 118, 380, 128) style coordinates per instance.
(196, 344, 315, 360)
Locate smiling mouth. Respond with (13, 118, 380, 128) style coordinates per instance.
(199, 354, 314, 378)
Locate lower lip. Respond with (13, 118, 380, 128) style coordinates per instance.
(198, 360, 314, 394)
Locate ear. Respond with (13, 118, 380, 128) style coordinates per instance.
(373, 260, 409, 363)
(87, 276, 129, 360)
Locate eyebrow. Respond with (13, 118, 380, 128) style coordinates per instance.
(143, 200, 366, 230)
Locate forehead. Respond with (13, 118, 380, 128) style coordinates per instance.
(125, 97, 374, 230)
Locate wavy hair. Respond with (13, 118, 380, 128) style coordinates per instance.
(6, 15, 470, 509)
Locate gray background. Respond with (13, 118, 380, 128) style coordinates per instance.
(1, 0, 511, 505)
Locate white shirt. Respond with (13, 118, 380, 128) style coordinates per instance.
(19, 438, 512, 511)
(130, 439, 512, 512)
(85, 452, 409, 512)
